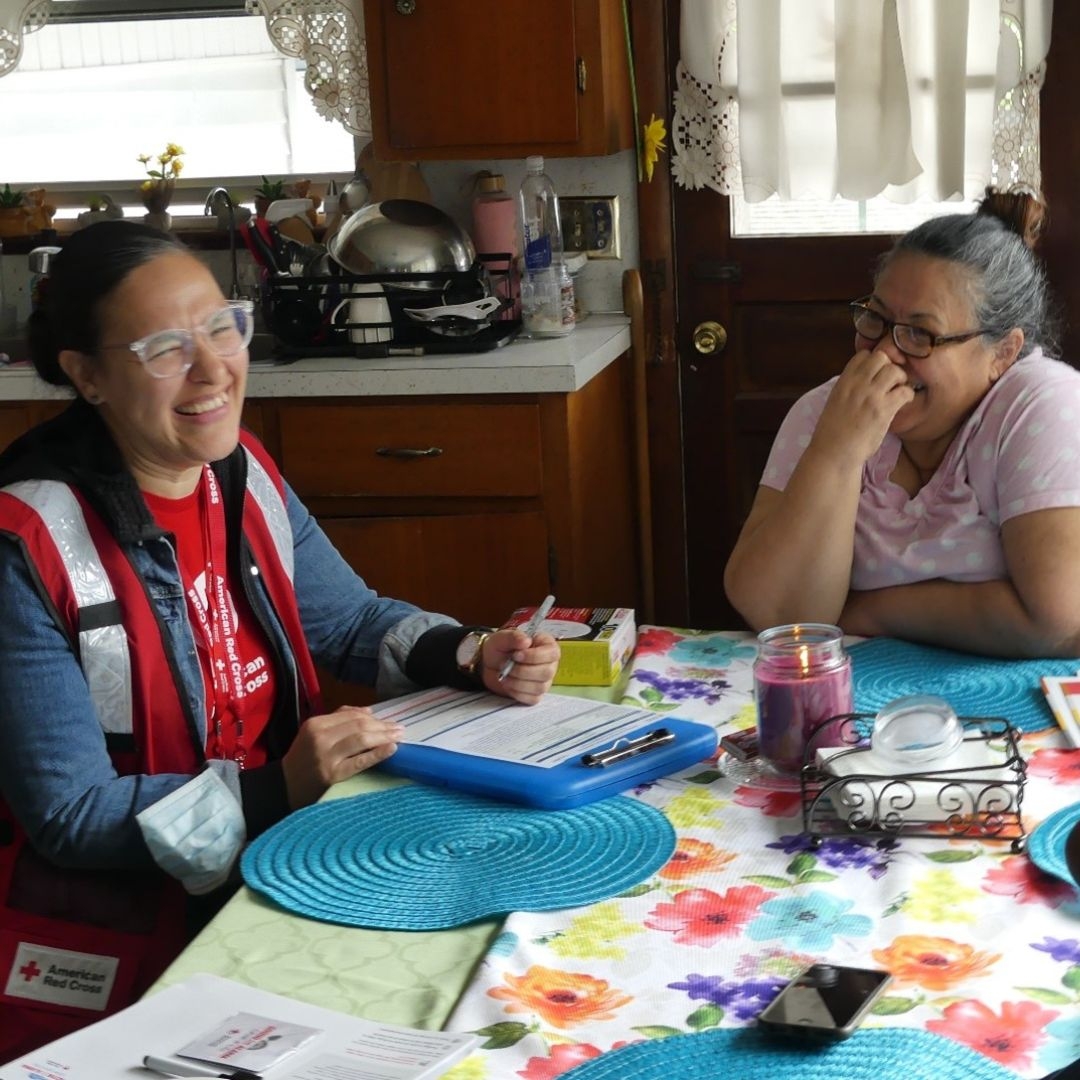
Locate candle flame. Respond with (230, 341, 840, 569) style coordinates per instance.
(798, 645, 810, 673)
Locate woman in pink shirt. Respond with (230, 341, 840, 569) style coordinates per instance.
(724, 189, 1080, 658)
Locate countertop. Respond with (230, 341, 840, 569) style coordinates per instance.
(0, 314, 630, 401)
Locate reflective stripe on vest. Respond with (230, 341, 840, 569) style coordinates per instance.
(242, 447, 293, 582)
(3, 479, 133, 736)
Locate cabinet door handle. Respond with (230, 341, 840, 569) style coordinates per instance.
(395, 0, 416, 14)
(375, 446, 444, 458)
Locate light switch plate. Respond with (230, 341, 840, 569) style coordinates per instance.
(559, 196, 621, 259)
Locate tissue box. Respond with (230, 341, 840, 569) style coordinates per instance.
(501, 606, 636, 686)
(815, 740, 1013, 826)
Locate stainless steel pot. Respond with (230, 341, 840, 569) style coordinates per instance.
(328, 199, 476, 276)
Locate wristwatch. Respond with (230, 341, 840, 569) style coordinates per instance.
(455, 630, 492, 681)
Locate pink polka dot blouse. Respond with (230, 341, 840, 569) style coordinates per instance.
(760, 350, 1080, 591)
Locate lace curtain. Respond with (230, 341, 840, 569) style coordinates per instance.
(0, 0, 47, 76)
(247, 0, 371, 137)
(0, 0, 372, 137)
(672, 0, 1052, 201)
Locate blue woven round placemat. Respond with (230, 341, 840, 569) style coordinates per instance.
(850, 637, 1076, 733)
(240, 786, 676, 930)
(560, 1026, 1018, 1080)
(1029, 802, 1080, 887)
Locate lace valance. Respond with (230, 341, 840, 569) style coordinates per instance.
(247, 0, 371, 137)
(0, 0, 47, 77)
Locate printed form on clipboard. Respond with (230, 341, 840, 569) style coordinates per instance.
(374, 688, 718, 809)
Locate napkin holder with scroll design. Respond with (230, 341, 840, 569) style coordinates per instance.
(799, 713, 1028, 852)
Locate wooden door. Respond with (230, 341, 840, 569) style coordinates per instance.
(670, 2, 1080, 632)
(674, 198, 891, 629)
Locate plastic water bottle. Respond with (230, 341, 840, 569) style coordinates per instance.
(518, 156, 574, 337)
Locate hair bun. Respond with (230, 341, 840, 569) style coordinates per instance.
(977, 184, 1046, 249)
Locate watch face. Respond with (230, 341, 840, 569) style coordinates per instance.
(456, 633, 482, 671)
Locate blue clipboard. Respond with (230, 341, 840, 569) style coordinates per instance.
(380, 716, 718, 810)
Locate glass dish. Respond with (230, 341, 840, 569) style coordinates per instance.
(871, 694, 963, 768)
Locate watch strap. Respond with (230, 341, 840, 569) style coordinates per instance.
(406, 623, 493, 691)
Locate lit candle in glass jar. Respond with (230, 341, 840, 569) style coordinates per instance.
(754, 624, 853, 774)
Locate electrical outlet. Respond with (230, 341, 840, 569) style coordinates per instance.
(559, 196, 621, 259)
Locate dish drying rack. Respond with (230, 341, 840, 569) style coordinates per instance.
(798, 713, 1028, 852)
(263, 256, 520, 358)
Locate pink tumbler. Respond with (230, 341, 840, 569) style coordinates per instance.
(471, 172, 520, 319)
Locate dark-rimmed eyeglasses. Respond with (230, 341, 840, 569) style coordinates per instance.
(850, 299, 986, 360)
(100, 300, 254, 379)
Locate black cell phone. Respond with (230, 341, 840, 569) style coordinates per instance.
(756, 963, 893, 1039)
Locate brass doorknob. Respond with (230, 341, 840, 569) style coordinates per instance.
(693, 321, 728, 355)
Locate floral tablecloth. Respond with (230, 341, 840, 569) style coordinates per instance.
(442, 629, 1080, 1080)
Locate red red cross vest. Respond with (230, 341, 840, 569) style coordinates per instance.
(0, 432, 322, 1056)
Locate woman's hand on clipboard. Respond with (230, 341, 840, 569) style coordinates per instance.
(480, 628, 561, 705)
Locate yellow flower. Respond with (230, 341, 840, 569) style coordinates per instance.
(137, 142, 185, 183)
(901, 868, 982, 924)
(441, 1055, 487, 1080)
(547, 901, 645, 961)
(664, 785, 727, 831)
(642, 114, 668, 183)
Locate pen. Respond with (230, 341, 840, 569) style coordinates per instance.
(498, 594, 556, 681)
(142, 1054, 262, 1080)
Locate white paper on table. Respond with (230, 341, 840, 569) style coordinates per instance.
(371, 686, 662, 768)
(816, 739, 1013, 823)
(1, 973, 479, 1080)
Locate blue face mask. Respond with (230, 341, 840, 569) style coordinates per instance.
(136, 768, 246, 895)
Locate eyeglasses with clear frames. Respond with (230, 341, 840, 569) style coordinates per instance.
(100, 300, 254, 379)
(850, 299, 986, 360)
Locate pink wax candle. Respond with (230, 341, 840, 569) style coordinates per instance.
(754, 624, 852, 774)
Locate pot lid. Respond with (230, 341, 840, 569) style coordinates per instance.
(329, 199, 475, 276)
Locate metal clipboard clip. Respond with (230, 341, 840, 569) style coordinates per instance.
(581, 728, 675, 768)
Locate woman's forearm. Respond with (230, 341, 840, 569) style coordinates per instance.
(724, 445, 864, 629)
(841, 578, 1080, 658)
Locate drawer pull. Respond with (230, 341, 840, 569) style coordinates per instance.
(375, 446, 444, 459)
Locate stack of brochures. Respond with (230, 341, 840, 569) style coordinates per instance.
(1, 974, 479, 1080)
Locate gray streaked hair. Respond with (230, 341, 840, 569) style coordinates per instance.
(877, 211, 1058, 359)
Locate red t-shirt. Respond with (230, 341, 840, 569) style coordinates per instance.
(143, 476, 276, 768)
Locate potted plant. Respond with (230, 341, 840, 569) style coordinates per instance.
(255, 176, 285, 219)
(0, 184, 29, 238)
(137, 142, 184, 230)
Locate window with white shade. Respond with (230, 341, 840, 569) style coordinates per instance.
(0, 5, 356, 217)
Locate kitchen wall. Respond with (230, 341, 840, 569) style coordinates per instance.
(0, 150, 638, 360)
(420, 150, 639, 316)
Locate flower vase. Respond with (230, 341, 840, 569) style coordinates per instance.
(141, 181, 175, 231)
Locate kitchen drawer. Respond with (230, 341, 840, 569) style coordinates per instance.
(278, 402, 544, 498)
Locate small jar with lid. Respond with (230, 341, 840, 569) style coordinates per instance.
(753, 623, 853, 773)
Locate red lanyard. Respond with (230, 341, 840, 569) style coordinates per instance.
(186, 465, 249, 767)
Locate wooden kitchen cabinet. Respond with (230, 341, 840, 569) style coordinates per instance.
(363, 0, 634, 160)
(258, 354, 640, 708)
